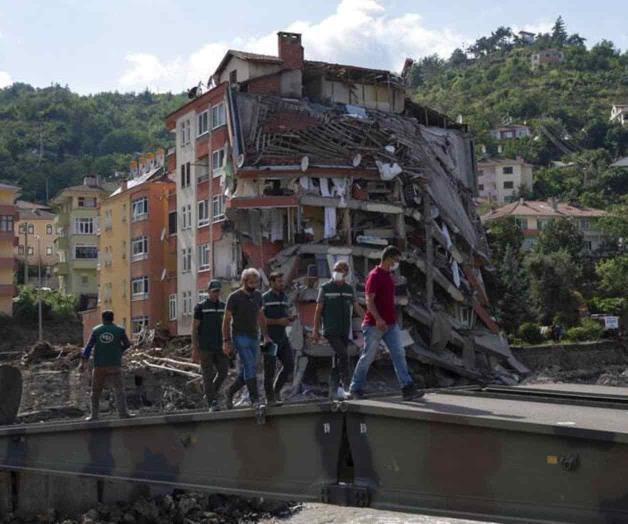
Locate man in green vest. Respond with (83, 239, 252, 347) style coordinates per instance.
(192, 280, 228, 411)
(312, 261, 364, 400)
(79, 310, 132, 421)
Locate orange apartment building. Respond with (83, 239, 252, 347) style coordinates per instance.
(0, 182, 19, 316)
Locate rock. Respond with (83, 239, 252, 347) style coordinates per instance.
(122, 512, 136, 523)
(177, 494, 201, 516)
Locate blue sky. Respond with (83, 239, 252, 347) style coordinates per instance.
(0, 0, 626, 94)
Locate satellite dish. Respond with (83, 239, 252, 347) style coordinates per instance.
(161, 268, 167, 281)
(187, 86, 199, 99)
(352, 153, 362, 167)
(301, 155, 309, 172)
(237, 154, 245, 168)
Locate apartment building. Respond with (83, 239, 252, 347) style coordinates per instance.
(0, 182, 19, 316)
(483, 199, 608, 251)
(531, 49, 564, 68)
(51, 177, 108, 308)
(610, 104, 628, 127)
(477, 158, 534, 204)
(15, 201, 57, 287)
(490, 124, 531, 140)
(97, 150, 177, 337)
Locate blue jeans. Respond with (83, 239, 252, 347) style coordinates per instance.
(350, 324, 413, 392)
(234, 335, 258, 381)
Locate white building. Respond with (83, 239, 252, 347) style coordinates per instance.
(477, 158, 534, 204)
(610, 104, 628, 127)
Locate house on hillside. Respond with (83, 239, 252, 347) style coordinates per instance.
(482, 199, 608, 252)
(490, 124, 531, 141)
(610, 104, 628, 127)
(531, 49, 564, 68)
(518, 31, 536, 45)
(477, 157, 534, 204)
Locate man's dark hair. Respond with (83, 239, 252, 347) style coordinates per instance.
(269, 272, 284, 282)
(381, 246, 402, 262)
(102, 310, 114, 323)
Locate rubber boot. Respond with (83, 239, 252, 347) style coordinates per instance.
(225, 376, 245, 410)
(85, 396, 99, 421)
(263, 354, 276, 405)
(115, 387, 134, 419)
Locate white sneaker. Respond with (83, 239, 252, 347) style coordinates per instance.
(336, 387, 351, 401)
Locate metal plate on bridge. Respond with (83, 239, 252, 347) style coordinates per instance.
(0, 365, 22, 425)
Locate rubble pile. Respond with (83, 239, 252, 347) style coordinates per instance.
(229, 92, 529, 388)
(1, 492, 299, 524)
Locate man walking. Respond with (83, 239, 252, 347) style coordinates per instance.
(222, 268, 271, 409)
(262, 272, 295, 405)
(80, 310, 133, 420)
(193, 280, 229, 411)
(350, 246, 422, 400)
(312, 260, 364, 400)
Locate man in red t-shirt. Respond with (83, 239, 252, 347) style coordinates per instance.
(350, 246, 422, 400)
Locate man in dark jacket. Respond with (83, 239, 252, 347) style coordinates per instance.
(193, 280, 228, 411)
(80, 310, 132, 420)
(262, 272, 295, 405)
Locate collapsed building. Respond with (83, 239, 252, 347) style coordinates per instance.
(161, 31, 528, 387)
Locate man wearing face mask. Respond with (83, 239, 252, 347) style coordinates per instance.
(313, 260, 364, 400)
(350, 246, 422, 401)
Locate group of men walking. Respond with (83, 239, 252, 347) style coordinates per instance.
(80, 246, 422, 420)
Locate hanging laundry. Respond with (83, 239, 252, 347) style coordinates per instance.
(270, 209, 284, 242)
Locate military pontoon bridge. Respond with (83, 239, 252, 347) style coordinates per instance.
(2, 382, 628, 523)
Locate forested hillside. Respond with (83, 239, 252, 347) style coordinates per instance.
(0, 84, 185, 201)
(412, 17, 628, 208)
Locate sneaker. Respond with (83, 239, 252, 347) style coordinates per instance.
(209, 401, 221, 412)
(85, 414, 98, 422)
(119, 412, 136, 419)
(349, 389, 366, 400)
(401, 384, 424, 401)
(335, 387, 351, 401)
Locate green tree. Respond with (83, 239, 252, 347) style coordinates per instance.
(525, 249, 582, 325)
(596, 255, 628, 295)
(551, 16, 568, 46)
(535, 217, 584, 260)
(486, 217, 524, 262)
(495, 244, 531, 334)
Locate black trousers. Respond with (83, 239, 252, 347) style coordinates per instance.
(200, 351, 229, 406)
(263, 337, 295, 398)
(326, 335, 350, 389)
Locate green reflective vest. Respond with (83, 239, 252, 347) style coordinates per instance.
(320, 281, 354, 338)
(91, 323, 128, 368)
(195, 299, 225, 351)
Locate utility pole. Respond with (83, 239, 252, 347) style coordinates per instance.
(23, 224, 29, 286)
(37, 235, 43, 342)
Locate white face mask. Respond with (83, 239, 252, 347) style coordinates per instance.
(391, 262, 399, 272)
(332, 271, 345, 282)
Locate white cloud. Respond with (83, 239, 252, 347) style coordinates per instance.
(118, 0, 463, 93)
(0, 71, 12, 88)
(515, 19, 554, 36)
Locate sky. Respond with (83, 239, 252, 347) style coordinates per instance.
(0, 0, 626, 94)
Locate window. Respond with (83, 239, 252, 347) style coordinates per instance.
(580, 218, 590, 231)
(584, 240, 593, 252)
(502, 166, 514, 175)
(196, 161, 209, 183)
(75, 245, 98, 259)
(132, 316, 149, 334)
(180, 162, 192, 188)
(18, 245, 24, 255)
(168, 211, 177, 234)
(182, 247, 192, 272)
(515, 218, 528, 229)
(46, 224, 53, 235)
(211, 103, 226, 129)
(78, 197, 97, 208)
(168, 294, 177, 321)
(197, 200, 209, 227)
(503, 181, 514, 189)
(27, 224, 34, 234)
(229, 70, 237, 84)
(185, 205, 192, 229)
(197, 243, 210, 270)
(212, 148, 225, 174)
(478, 184, 484, 191)
(27, 246, 34, 256)
(18, 223, 26, 234)
(179, 119, 191, 145)
(212, 195, 225, 220)
(537, 219, 550, 231)
(131, 236, 149, 261)
(131, 276, 149, 298)
(197, 110, 209, 136)
(81, 275, 89, 285)
(182, 290, 193, 316)
(46, 246, 53, 256)
(132, 197, 148, 221)
(73, 217, 94, 235)
(0, 215, 13, 233)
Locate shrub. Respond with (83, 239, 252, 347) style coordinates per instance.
(13, 287, 78, 324)
(565, 318, 604, 342)
(517, 322, 544, 344)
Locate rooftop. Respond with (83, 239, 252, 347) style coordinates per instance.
(483, 200, 606, 220)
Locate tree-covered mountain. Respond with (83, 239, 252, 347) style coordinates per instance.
(0, 83, 185, 201)
(411, 17, 628, 208)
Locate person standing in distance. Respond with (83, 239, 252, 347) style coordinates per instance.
(79, 310, 133, 420)
(222, 268, 272, 409)
(192, 280, 228, 411)
(350, 246, 422, 401)
(262, 272, 296, 405)
(312, 260, 364, 400)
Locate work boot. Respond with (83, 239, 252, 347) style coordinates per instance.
(85, 397, 99, 421)
(115, 388, 134, 418)
(209, 400, 220, 412)
(225, 376, 245, 410)
(402, 383, 424, 401)
(349, 389, 365, 400)
(335, 386, 351, 401)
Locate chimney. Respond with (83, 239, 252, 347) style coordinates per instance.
(278, 32, 304, 70)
